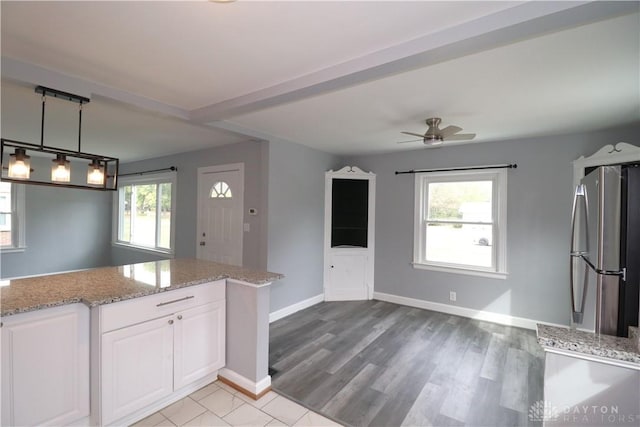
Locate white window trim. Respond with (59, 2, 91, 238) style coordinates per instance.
(1, 183, 26, 253)
(112, 171, 177, 255)
(413, 169, 508, 278)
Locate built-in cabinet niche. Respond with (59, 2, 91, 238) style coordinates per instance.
(324, 166, 375, 301)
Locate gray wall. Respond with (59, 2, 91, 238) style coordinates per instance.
(267, 139, 341, 313)
(1, 184, 112, 278)
(111, 141, 268, 269)
(346, 124, 640, 326)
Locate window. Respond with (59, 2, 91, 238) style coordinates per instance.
(113, 172, 176, 254)
(413, 169, 507, 278)
(0, 182, 26, 252)
(210, 181, 232, 198)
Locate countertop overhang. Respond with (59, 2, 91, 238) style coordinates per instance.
(537, 323, 640, 367)
(0, 259, 284, 317)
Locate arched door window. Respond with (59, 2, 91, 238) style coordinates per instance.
(210, 181, 232, 198)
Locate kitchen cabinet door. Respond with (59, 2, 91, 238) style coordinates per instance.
(327, 251, 369, 300)
(173, 300, 226, 390)
(1, 304, 89, 427)
(101, 315, 174, 424)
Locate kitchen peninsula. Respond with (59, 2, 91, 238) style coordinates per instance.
(537, 324, 640, 425)
(0, 258, 283, 427)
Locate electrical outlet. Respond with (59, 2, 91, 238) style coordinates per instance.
(449, 291, 457, 302)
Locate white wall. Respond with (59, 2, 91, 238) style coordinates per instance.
(267, 138, 341, 313)
(346, 124, 640, 326)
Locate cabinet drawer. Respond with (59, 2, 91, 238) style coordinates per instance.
(100, 280, 225, 333)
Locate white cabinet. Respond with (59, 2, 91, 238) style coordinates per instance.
(101, 315, 174, 423)
(324, 166, 376, 301)
(327, 250, 370, 301)
(174, 300, 225, 389)
(96, 281, 226, 425)
(1, 304, 90, 427)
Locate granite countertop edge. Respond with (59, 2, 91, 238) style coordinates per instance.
(536, 324, 640, 365)
(1, 260, 284, 318)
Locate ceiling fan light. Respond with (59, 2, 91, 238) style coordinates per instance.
(51, 154, 71, 183)
(87, 160, 105, 186)
(8, 148, 31, 179)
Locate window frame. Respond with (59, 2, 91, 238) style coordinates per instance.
(0, 182, 26, 253)
(413, 169, 508, 279)
(112, 171, 177, 256)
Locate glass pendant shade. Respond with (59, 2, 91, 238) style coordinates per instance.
(8, 148, 31, 179)
(51, 154, 71, 183)
(87, 160, 105, 185)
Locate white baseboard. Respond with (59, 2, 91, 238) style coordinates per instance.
(269, 294, 324, 323)
(373, 291, 567, 330)
(218, 368, 271, 395)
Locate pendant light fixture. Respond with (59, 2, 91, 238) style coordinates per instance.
(1, 86, 119, 191)
(87, 159, 105, 186)
(51, 154, 71, 183)
(8, 148, 31, 179)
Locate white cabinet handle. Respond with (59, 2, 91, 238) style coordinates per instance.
(168, 319, 174, 325)
(177, 315, 183, 320)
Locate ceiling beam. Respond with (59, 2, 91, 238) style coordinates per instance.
(190, 0, 638, 123)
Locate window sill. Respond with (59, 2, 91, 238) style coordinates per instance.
(112, 242, 174, 258)
(0, 246, 26, 254)
(412, 262, 508, 280)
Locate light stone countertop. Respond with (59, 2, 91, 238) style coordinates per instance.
(0, 259, 284, 317)
(536, 323, 640, 365)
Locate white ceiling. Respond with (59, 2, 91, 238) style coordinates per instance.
(1, 1, 639, 160)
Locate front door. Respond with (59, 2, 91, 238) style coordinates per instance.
(197, 164, 244, 266)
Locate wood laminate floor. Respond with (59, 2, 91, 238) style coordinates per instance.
(269, 300, 545, 427)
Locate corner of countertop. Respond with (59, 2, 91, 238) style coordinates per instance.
(536, 322, 640, 365)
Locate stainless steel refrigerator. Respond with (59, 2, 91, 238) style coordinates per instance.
(570, 164, 639, 337)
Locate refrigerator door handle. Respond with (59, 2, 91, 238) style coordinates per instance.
(579, 254, 626, 280)
(570, 184, 589, 323)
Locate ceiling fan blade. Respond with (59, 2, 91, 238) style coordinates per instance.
(401, 131, 425, 138)
(444, 133, 476, 141)
(439, 125, 463, 137)
(397, 138, 423, 144)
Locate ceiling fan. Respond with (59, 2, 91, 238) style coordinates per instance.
(399, 117, 476, 146)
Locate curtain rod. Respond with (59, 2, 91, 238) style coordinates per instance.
(395, 163, 517, 175)
(119, 166, 177, 177)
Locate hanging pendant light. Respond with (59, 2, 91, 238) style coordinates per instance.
(51, 154, 71, 183)
(87, 159, 105, 186)
(8, 148, 31, 179)
(1, 86, 119, 190)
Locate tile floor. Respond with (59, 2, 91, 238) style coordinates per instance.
(131, 380, 343, 427)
